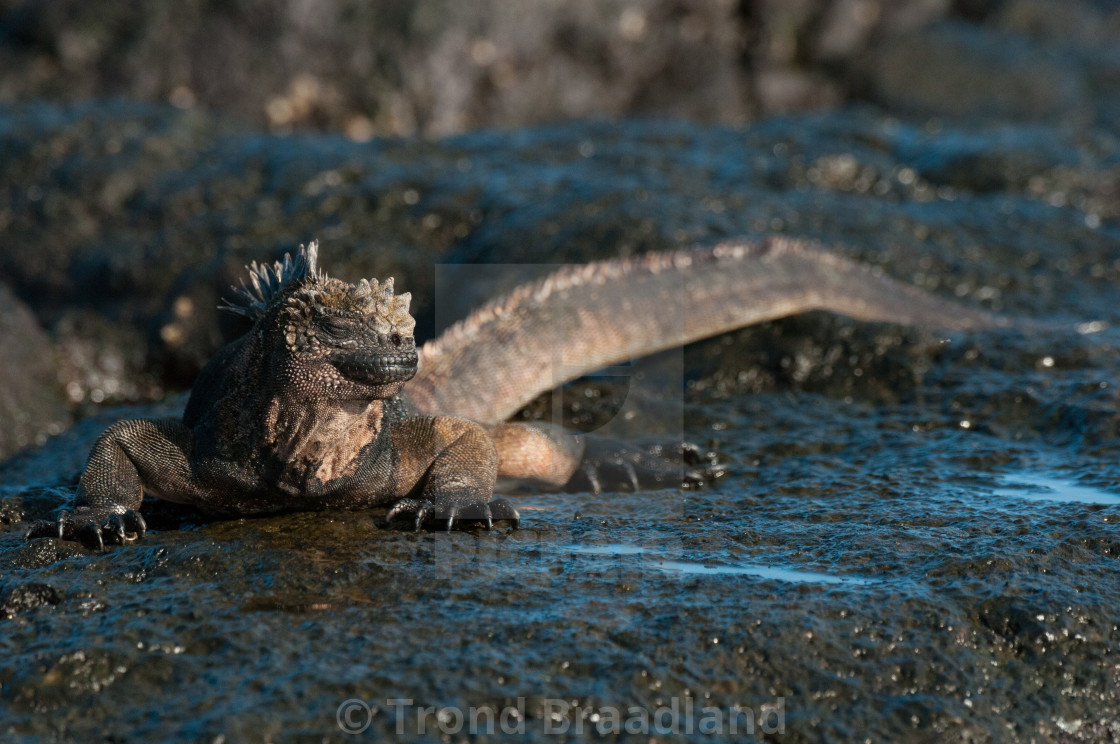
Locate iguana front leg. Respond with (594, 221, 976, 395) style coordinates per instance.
(386, 416, 520, 530)
(489, 422, 724, 494)
(25, 418, 202, 550)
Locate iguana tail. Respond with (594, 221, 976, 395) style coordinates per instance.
(405, 237, 1010, 423)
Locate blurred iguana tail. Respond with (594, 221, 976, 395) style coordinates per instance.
(405, 237, 1011, 423)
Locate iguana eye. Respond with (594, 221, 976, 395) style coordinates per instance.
(322, 317, 350, 335)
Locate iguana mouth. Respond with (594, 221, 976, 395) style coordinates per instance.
(332, 350, 418, 385)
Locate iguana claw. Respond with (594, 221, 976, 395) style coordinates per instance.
(385, 496, 520, 531)
(24, 508, 147, 551)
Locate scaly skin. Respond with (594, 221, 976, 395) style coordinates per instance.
(407, 236, 1010, 493)
(26, 242, 519, 549)
(27, 237, 1010, 549)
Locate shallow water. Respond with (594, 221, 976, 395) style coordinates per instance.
(565, 544, 882, 585)
(994, 472, 1120, 505)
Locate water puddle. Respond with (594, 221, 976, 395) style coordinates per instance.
(993, 473, 1120, 505)
(565, 544, 879, 585)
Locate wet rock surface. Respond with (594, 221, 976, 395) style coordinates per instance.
(0, 99, 1118, 741)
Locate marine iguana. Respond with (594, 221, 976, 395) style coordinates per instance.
(26, 237, 1008, 549)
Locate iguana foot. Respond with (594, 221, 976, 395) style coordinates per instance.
(385, 496, 521, 532)
(566, 436, 726, 495)
(24, 508, 147, 551)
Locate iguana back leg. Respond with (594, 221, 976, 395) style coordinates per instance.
(488, 422, 724, 494)
(387, 416, 519, 530)
(25, 418, 201, 550)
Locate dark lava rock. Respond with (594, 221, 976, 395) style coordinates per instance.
(0, 0, 1089, 137)
(0, 281, 69, 459)
(854, 21, 1093, 125)
(3, 102, 1120, 401)
(1, 103, 1120, 742)
(0, 0, 769, 135)
(848, 0, 1120, 138)
(0, 582, 61, 618)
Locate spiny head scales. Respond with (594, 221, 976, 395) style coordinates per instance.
(220, 241, 323, 319)
(220, 240, 415, 337)
(304, 275, 414, 336)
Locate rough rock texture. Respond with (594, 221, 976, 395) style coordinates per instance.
(3, 102, 1119, 399)
(1, 102, 1120, 742)
(0, 282, 69, 459)
(2, 2, 1120, 740)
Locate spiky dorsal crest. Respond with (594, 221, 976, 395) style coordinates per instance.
(220, 241, 324, 319)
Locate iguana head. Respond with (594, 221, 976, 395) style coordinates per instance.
(222, 241, 418, 400)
